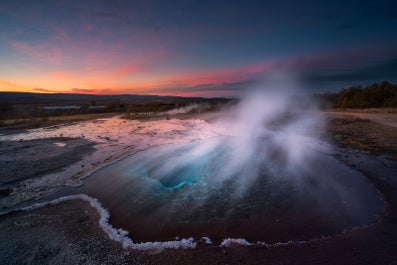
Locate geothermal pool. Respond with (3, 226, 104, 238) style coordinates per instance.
(63, 137, 383, 244)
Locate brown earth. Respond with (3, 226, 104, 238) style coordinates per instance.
(326, 110, 397, 159)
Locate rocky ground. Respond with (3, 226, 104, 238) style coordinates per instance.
(0, 111, 397, 264)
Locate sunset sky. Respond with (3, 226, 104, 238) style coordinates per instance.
(1, 0, 397, 97)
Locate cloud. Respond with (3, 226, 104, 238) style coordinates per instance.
(160, 45, 395, 94)
(108, 50, 170, 80)
(190, 81, 257, 92)
(71, 1, 161, 32)
(143, 80, 257, 97)
(70, 88, 96, 93)
(32, 87, 116, 94)
(33, 88, 59, 93)
(67, 87, 113, 94)
(0, 79, 21, 89)
(303, 58, 397, 90)
(11, 41, 64, 64)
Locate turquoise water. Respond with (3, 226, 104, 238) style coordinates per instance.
(69, 138, 384, 244)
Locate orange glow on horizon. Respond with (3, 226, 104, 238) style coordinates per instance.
(0, 60, 270, 97)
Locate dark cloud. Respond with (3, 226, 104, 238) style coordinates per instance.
(188, 80, 258, 92)
(145, 80, 258, 97)
(303, 58, 397, 90)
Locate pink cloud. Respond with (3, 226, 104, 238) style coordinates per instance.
(162, 61, 272, 87)
(11, 41, 64, 64)
(279, 44, 397, 71)
(44, 48, 172, 88)
(105, 50, 169, 80)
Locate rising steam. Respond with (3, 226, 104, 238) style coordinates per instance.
(143, 73, 325, 195)
(63, 73, 381, 245)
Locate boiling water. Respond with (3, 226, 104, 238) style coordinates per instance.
(70, 138, 383, 244)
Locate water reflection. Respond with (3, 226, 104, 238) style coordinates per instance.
(70, 138, 383, 244)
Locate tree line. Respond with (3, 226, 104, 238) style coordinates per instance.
(316, 81, 397, 108)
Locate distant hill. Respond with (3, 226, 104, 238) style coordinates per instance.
(0, 92, 184, 105)
(0, 92, 231, 120)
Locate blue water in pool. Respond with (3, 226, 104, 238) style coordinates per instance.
(66, 138, 384, 244)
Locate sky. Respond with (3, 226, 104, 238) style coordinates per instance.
(1, 0, 397, 97)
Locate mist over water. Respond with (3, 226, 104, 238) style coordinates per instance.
(156, 74, 326, 195)
(72, 74, 382, 243)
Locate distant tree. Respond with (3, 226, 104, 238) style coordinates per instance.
(317, 81, 397, 109)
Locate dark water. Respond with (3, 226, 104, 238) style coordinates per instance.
(61, 139, 383, 244)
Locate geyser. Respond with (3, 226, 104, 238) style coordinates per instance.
(68, 77, 383, 244)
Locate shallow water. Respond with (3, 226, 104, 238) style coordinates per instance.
(62, 137, 384, 244)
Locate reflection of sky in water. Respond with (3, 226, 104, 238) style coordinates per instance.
(0, 116, 221, 189)
(0, 117, 218, 145)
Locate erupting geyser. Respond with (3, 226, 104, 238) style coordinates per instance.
(70, 76, 383, 245)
